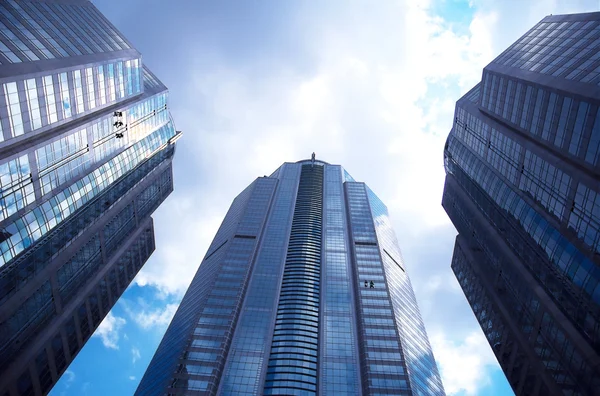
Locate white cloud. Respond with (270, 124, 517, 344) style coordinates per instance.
(64, 370, 75, 386)
(129, 376, 136, 381)
(93, 312, 126, 350)
(138, 0, 497, 301)
(131, 347, 141, 364)
(121, 298, 178, 330)
(431, 330, 500, 395)
(105, 0, 598, 394)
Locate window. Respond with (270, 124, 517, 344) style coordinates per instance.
(43, 75, 58, 124)
(25, 78, 42, 130)
(585, 108, 600, 165)
(4, 82, 24, 136)
(97, 65, 106, 105)
(85, 68, 96, 109)
(568, 102, 589, 156)
(107, 63, 116, 102)
(554, 97, 572, 149)
(59, 72, 72, 119)
(117, 62, 125, 98)
(73, 69, 84, 113)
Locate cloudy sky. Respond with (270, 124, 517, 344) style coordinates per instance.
(50, 0, 599, 395)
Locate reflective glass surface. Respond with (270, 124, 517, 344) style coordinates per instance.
(443, 14, 600, 394)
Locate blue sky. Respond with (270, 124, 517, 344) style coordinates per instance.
(50, 0, 599, 395)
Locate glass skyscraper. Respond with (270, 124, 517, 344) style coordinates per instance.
(137, 159, 445, 395)
(0, 1, 180, 395)
(442, 11, 600, 396)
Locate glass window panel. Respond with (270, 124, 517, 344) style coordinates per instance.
(85, 67, 96, 110)
(59, 72, 72, 119)
(4, 82, 24, 136)
(25, 78, 42, 130)
(43, 75, 58, 124)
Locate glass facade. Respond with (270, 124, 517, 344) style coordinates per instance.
(137, 160, 445, 396)
(0, 1, 179, 395)
(443, 11, 600, 396)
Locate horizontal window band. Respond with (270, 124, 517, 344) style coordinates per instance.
(234, 234, 256, 239)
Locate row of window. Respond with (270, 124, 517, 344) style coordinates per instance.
(447, 186, 592, 394)
(0, 0, 130, 65)
(11, 228, 153, 396)
(447, 136, 600, 331)
(368, 187, 445, 395)
(0, 90, 167, 236)
(456, 100, 600, 253)
(0, 59, 141, 141)
(482, 72, 600, 165)
(493, 20, 600, 83)
(0, 122, 175, 267)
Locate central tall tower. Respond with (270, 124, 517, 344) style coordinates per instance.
(137, 159, 445, 396)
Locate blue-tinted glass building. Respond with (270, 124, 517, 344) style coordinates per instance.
(137, 159, 445, 396)
(442, 12, 600, 396)
(0, 1, 180, 394)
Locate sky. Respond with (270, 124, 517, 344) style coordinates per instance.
(50, 0, 599, 395)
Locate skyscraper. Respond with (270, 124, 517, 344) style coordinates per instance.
(442, 11, 600, 396)
(137, 159, 445, 395)
(0, 1, 180, 394)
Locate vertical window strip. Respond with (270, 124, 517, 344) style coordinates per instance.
(97, 66, 106, 106)
(59, 72, 72, 119)
(568, 102, 589, 157)
(43, 76, 58, 124)
(530, 88, 545, 136)
(542, 93, 557, 141)
(117, 62, 125, 99)
(554, 98, 572, 149)
(520, 86, 533, 130)
(511, 83, 522, 124)
(584, 108, 600, 165)
(85, 67, 96, 110)
(502, 80, 513, 120)
(107, 64, 116, 102)
(4, 82, 24, 137)
(569, 184, 600, 252)
(25, 78, 42, 130)
(125, 60, 133, 96)
(132, 59, 141, 94)
(73, 69, 84, 114)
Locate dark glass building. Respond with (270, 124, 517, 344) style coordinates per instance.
(0, 1, 180, 395)
(137, 159, 445, 395)
(442, 11, 600, 396)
